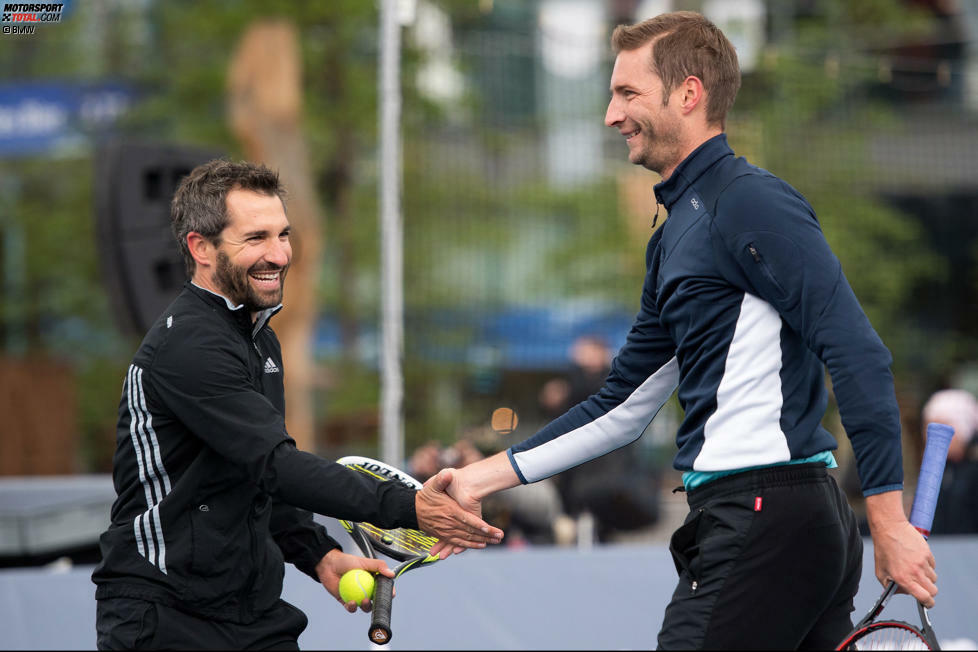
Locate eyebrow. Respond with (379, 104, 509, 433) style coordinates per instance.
(242, 225, 291, 238)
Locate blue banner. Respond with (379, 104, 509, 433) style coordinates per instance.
(0, 81, 135, 156)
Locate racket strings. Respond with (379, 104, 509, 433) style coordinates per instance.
(358, 522, 436, 556)
(343, 461, 439, 556)
(849, 623, 932, 650)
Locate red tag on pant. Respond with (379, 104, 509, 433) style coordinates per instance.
(754, 496, 763, 512)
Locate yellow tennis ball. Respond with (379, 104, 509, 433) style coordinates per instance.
(338, 569, 375, 604)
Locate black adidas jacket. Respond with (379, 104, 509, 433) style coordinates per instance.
(92, 282, 418, 623)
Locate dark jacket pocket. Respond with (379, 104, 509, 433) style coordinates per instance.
(96, 598, 157, 649)
(669, 508, 705, 580)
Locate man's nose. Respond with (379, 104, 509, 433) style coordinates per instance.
(605, 97, 623, 127)
(265, 238, 291, 267)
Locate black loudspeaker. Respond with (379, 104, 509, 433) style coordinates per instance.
(95, 141, 223, 337)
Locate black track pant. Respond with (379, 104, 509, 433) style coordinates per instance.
(657, 463, 863, 650)
(96, 597, 308, 650)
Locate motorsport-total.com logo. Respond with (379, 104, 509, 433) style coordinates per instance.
(1, 3, 65, 35)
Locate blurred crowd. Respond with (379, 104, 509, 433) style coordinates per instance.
(408, 334, 665, 548)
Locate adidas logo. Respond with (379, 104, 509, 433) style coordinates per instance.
(264, 357, 280, 374)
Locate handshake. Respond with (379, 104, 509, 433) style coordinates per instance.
(324, 454, 512, 644)
(414, 452, 507, 557)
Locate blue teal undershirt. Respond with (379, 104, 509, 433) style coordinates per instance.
(682, 450, 838, 491)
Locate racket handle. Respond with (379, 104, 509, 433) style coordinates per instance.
(368, 574, 394, 645)
(908, 423, 954, 539)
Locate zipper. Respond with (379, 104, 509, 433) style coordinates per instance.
(746, 242, 786, 296)
(239, 506, 259, 622)
(251, 341, 263, 390)
(690, 507, 703, 594)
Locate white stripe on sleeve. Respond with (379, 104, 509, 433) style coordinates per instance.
(126, 364, 172, 574)
(513, 357, 679, 483)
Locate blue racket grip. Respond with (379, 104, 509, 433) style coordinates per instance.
(908, 423, 954, 538)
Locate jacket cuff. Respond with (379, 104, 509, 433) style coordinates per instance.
(397, 486, 419, 531)
(295, 532, 343, 582)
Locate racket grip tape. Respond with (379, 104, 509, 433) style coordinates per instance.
(368, 574, 394, 645)
(908, 423, 954, 539)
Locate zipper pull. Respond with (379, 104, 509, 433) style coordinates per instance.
(748, 244, 761, 262)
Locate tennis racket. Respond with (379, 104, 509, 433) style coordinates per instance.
(835, 422, 954, 651)
(336, 455, 441, 646)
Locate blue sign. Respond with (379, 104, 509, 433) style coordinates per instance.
(0, 81, 135, 156)
(315, 303, 634, 371)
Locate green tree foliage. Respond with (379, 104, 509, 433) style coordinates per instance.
(0, 0, 959, 468)
(0, 9, 139, 469)
(0, 1, 393, 465)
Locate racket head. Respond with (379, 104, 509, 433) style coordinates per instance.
(336, 455, 440, 564)
(838, 592, 940, 651)
(836, 620, 935, 650)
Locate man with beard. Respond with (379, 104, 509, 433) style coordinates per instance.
(436, 11, 937, 649)
(91, 160, 503, 650)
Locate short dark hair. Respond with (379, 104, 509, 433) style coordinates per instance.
(611, 11, 740, 128)
(170, 159, 286, 276)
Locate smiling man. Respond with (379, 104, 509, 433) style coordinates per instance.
(91, 160, 502, 650)
(430, 11, 938, 649)
(208, 193, 290, 310)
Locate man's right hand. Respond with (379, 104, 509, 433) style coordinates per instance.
(424, 452, 523, 557)
(416, 468, 503, 558)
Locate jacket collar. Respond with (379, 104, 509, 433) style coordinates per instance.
(187, 282, 282, 339)
(653, 133, 733, 210)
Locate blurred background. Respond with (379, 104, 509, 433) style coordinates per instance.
(1, 0, 978, 561)
(5, 0, 978, 648)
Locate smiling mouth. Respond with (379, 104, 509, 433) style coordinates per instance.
(250, 270, 281, 288)
(623, 128, 640, 142)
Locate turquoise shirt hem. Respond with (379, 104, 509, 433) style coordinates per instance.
(682, 450, 838, 491)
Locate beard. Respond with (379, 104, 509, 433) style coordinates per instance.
(630, 113, 682, 175)
(214, 250, 288, 312)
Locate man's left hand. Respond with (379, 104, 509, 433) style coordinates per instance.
(315, 549, 394, 613)
(866, 491, 938, 607)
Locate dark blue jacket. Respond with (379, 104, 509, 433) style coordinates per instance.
(508, 134, 902, 497)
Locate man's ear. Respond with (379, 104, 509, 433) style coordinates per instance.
(187, 232, 215, 270)
(679, 75, 705, 115)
